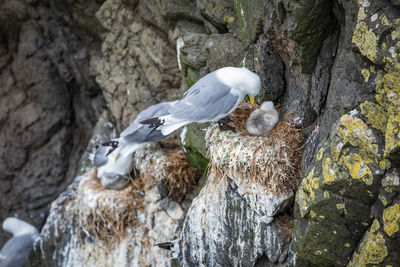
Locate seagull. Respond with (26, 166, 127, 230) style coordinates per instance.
(93, 101, 177, 189)
(0, 217, 40, 267)
(246, 101, 279, 136)
(140, 67, 261, 135)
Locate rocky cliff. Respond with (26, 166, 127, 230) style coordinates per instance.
(1, 0, 399, 266)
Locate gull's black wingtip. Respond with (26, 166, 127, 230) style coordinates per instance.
(139, 117, 163, 127)
(139, 117, 164, 134)
(100, 140, 119, 156)
(154, 242, 174, 250)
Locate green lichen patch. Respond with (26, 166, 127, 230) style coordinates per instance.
(181, 124, 210, 174)
(348, 219, 388, 266)
(360, 101, 387, 134)
(352, 1, 400, 72)
(336, 113, 379, 159)
(294, 110, 384, 265)
(352, 20, 378, 62)
(383, 203, 400, 237)
(374, 72, 400, 158)
(294, 205, 356, 266)
(341, 153, 374, 186)
(296, 168, 320, 217)
(233, 0, 265, 49)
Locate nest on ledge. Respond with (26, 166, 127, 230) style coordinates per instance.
(207, 103, 302, 195)
(75, 168, 146, 247)
(159, 135, 202, 202)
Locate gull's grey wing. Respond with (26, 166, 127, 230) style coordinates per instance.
(121, 101, 177, 143)
(93, 145, 109, 167)
(168, 73, 239, 121)
(0, 235, 34, 267)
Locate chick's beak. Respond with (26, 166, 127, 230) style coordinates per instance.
(248, 95, 255, 104)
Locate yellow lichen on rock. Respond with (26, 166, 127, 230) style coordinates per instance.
(374, 72, 400, 157)
(361, 68, 370, 82)
(352, 20, 378, 62)
(360, 101, 387, 133)
(341, 153, 374, 185)
(375, 72, 400, 108)
(348, 219, 388, 267)
(383, 203, 400, 237)
(296, 169, 318, 217)
(337, 114, 379, 159)
(322, 157, 335, 184)
(385, 105, 400, 157)
(316, 147, 324, 161)
(379, 159, 391, 170)
(379, 14, 390, 26)
(311, 177, 319, 190)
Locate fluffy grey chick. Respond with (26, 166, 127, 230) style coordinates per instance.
(0, 217, 40, 267)
(246, 101, 279, 136)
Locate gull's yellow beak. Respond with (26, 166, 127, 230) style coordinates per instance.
(248, 95, 255, 104)
(114, 156, 118, 162)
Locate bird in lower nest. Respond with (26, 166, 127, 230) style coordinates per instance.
(0, 217, 40, 267)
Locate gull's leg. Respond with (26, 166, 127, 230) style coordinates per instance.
(217, 116, 236, 132)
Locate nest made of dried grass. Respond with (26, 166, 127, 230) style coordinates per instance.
(207, 103, 302, 195)
(278, 214, 293, 239)
(75, 169, 145, 247)
(160, 136, 202, 202)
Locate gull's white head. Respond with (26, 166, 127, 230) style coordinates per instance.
(3, 217, 39, 237)
(215, 67, 261, 97)
(259, 101, 276, 112)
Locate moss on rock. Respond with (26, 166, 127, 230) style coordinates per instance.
(181, 124, 209, 174)
(281, 0, 333, 73)
(233, 0, 265, 49)
(348, 219, 388, 267)
(294, 111, 384, 265)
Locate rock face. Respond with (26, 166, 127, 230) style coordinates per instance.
(4, 0, 400, 266)
(39, 138, 198, 267)
(0, 0, 104, 245)
(179, 123, 301, 266)
(294, 0, 400, 265)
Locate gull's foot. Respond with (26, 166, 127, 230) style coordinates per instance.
(217, 117, 236, 132)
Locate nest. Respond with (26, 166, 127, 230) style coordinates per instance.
(278, 214, 293, 239)
(230, 102, 260, 134)
(160, 135, 202, 202)
(207, 105, 302, 194)
(75, 168, 145, 246)
(163, 148, 202, 202)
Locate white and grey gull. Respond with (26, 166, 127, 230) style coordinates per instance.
(0, 217, 40, 267)
(140, 67, 261, 135)
(93, 101, 177, 189)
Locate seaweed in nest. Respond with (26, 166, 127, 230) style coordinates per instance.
(160, 134, 202, 202)
(207, 111, 302, 195)
(75, 168, 146, 248)
(163, 147, 202, 202)
(278, 214, 293, 239)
